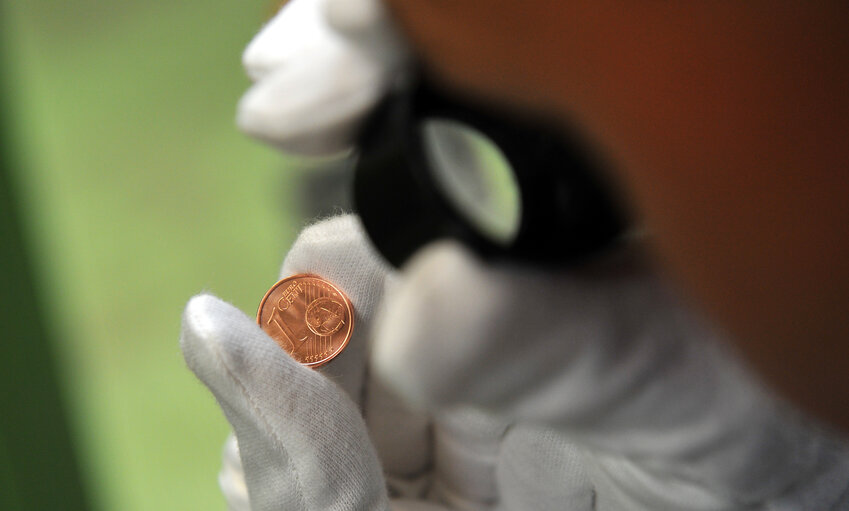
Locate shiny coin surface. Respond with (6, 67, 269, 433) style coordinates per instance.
(257, 274, 354, 368)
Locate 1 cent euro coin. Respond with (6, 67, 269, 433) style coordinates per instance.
(257, 274, 354, 368)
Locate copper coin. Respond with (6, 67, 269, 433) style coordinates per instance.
(257, 274, 354, 368)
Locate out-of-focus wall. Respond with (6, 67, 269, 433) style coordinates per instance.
(2, 1, 299, 509)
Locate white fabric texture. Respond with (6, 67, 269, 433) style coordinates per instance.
(182, 215, 849, 511)
(237, 0, 407, 156)
(373, 240, 849, 510)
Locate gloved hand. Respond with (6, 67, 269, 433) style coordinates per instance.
(373, 240, 849, 510)
(182, 215, 848, 511)
(237, 0, 407, 156)
(182, 216, 598, 511)
(182, 215, 414, 511)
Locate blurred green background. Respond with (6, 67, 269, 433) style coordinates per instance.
(2, 1, 303, 509)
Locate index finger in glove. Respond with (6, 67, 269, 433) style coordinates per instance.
(280, 214, 394, 407)
(181, 294, 388, 511)
(372, 241, 831, 503)
(280, 216, 433, 491)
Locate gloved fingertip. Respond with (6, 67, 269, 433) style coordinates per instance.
(241, 0, 313, 82)
(181, 294, 233, 369)
(181, 293, 225, 348)
(182, 293, 248, 340)
(236, 70, 364, 157)
(281, 214, 370, 269)
(235, 84, 286, 137)
(180, 293, 284, 383)
(323, 0, 385, 36)
(281, 214, 394, 315)
(322, 0, 410, 72)
(237, 0, 394, 157)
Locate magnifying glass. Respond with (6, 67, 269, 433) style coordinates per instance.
(353, 72, 628, 268)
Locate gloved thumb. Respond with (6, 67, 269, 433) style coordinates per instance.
(181, 293, 388, 511)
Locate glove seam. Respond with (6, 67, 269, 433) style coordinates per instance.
(208, 336, 310, 511)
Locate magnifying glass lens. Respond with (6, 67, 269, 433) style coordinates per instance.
(422, 119, 521, 245)
(353, 74, 627, 268)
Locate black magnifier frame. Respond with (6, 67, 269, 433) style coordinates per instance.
(353, 72, 628, 268)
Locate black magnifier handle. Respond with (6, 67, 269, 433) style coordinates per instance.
(353, 75, 628, 268)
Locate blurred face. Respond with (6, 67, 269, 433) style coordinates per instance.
(384, 0, 849, 427)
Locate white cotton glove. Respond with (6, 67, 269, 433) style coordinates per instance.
(184, 214, 849, 511)
(182, 216, 604, 511)
(237, 0, 408, 156)
(373, 241, 849, 510)
(181, 216, 443, 511)
(181, 216, 399, 511)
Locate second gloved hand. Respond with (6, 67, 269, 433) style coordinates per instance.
(373, 240, 849, 510)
